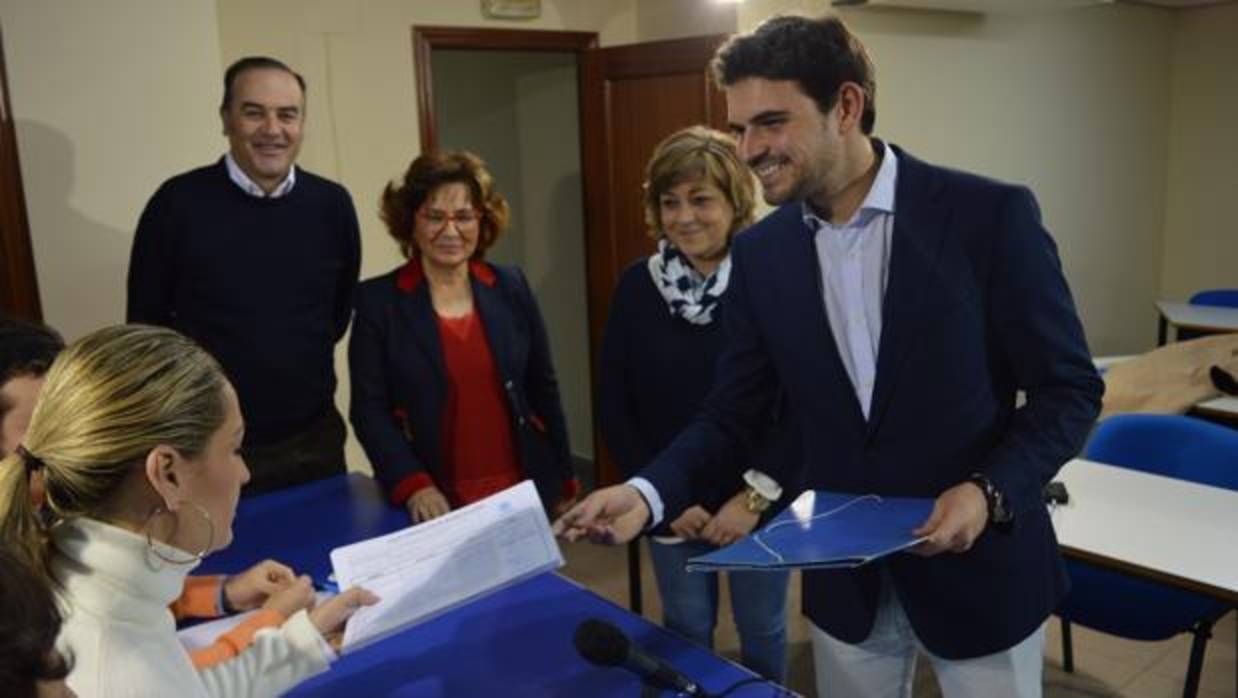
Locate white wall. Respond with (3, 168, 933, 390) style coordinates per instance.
(1160, 2, 1238, 302)
(0, 0, 223, 341)
(738, 1, 1174, 355)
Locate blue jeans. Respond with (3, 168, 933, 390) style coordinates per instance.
(647, 538, 790, 682)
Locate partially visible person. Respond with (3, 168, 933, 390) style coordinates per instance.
(350, 151, 578, 523)
(0, 317, 63, 459)
(128, 56, 361, 495)
(0, 317, 307, 671)
(0, 325, 377, 697)
(0, 546, 75, 698)
(598, 126, 791, 681)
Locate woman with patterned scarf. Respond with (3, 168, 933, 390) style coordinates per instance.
(598, 126, 795, 682)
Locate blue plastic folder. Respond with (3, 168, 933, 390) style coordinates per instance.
(686, 491, 935, 572)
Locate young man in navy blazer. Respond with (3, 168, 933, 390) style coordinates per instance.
(558, 14, 1103, 697)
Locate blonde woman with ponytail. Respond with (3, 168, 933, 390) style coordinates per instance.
(0, 325, 377, 698)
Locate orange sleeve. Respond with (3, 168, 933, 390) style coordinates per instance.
(170, 575, 226, 620)
(188, 609, 287, 670)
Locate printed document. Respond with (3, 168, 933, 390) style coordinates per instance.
(331, 479, 563, 652)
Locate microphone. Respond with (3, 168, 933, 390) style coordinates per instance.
(574, 617, 713, 696)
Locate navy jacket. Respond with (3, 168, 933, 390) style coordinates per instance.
(599, 259, 799, 535)
(349, 260, 573, 509)
(642, 147, 1104, 659)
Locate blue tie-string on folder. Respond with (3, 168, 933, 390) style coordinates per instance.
(686, 491, 934, 572)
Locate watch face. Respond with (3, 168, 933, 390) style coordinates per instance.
(745, 488, 770, 513)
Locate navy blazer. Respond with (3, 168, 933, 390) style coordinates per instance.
(642, 146, 1104, 659)
(349, 260, 573, 509)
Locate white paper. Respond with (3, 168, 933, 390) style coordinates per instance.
(330, 479, 563, 652)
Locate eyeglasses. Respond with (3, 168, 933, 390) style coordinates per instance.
(418, 209, 480, 231)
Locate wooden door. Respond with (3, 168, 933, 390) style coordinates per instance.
(580, 35, 728, 487)
(0, 24, 41, 321)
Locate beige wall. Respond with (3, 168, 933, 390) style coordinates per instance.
(740, 1, 1175, 355)
(634, 0, 738, 42)
(0, 0, 223, 341)
(216, 0, 637, 285)
(5, 0, 1233, 476)
(1160, 2, 1238, 302)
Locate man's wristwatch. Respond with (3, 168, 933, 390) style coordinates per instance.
(742, 469, 782, 514)
(968, 473, 1013, 525)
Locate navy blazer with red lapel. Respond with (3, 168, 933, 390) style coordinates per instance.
(642, 146, 1104, 659)
(348, 260, 573, 509)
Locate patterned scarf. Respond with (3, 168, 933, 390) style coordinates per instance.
(647, 238, 732, 326)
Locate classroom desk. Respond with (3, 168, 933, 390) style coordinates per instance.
(1051, 458, 1238, 605)
(1156, 301, 1238, 345)
(1093, 355, 1237, 428)
(199, 475, 783, 697)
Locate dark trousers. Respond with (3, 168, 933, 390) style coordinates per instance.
(241, 406, 347, 496)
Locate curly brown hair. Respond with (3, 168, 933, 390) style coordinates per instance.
(380, 151, 510, 260)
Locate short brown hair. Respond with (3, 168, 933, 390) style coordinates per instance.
(221, 56, 305, 111)
(0, 317, 64, 423)
(643, 126, 756, 240)
(712, 15, 877, 134)
(380, 151, 511, 260)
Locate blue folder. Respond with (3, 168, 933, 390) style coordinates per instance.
(686, 491, 934, 572)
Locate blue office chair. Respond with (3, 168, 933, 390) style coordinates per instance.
(1189, 288, 1238, 308)
(1057, 414, 1238, 698)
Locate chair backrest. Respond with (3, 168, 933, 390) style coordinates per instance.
(1188, 288, 1238, 308)
(1085, 414, 1238, 490)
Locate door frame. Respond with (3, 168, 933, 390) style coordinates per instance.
(411, 26, 598, 152)
(0, 24, 42, 321)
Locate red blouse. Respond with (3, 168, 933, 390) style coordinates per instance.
(434, 310, 522, 506)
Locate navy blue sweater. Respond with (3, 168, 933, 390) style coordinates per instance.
(127, 159, 361, 445)
(599, 260, 795, 533)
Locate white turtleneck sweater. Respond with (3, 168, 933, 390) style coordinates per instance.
(52, 517, 332, 698)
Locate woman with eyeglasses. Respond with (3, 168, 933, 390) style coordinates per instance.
(350, 151, 579, 523)
(0, 325, 377, 698)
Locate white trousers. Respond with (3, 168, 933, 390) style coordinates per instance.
(810, 576, 1045, 698)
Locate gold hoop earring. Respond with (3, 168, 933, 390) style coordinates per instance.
(143, 502, 215, 565)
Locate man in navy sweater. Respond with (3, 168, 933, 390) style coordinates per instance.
(127, 57, 361, 495)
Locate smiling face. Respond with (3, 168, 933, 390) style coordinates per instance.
(658, 177, 736, 275)
(413, 182, 480, 273)
(726, 77, 848, 209)
(220, 68, 304, 193)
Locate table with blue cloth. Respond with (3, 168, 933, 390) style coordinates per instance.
(199, 474, 787, 697)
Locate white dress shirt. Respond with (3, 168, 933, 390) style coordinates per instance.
(225, 152, 297, 198)
(631, 142, 899, 528)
